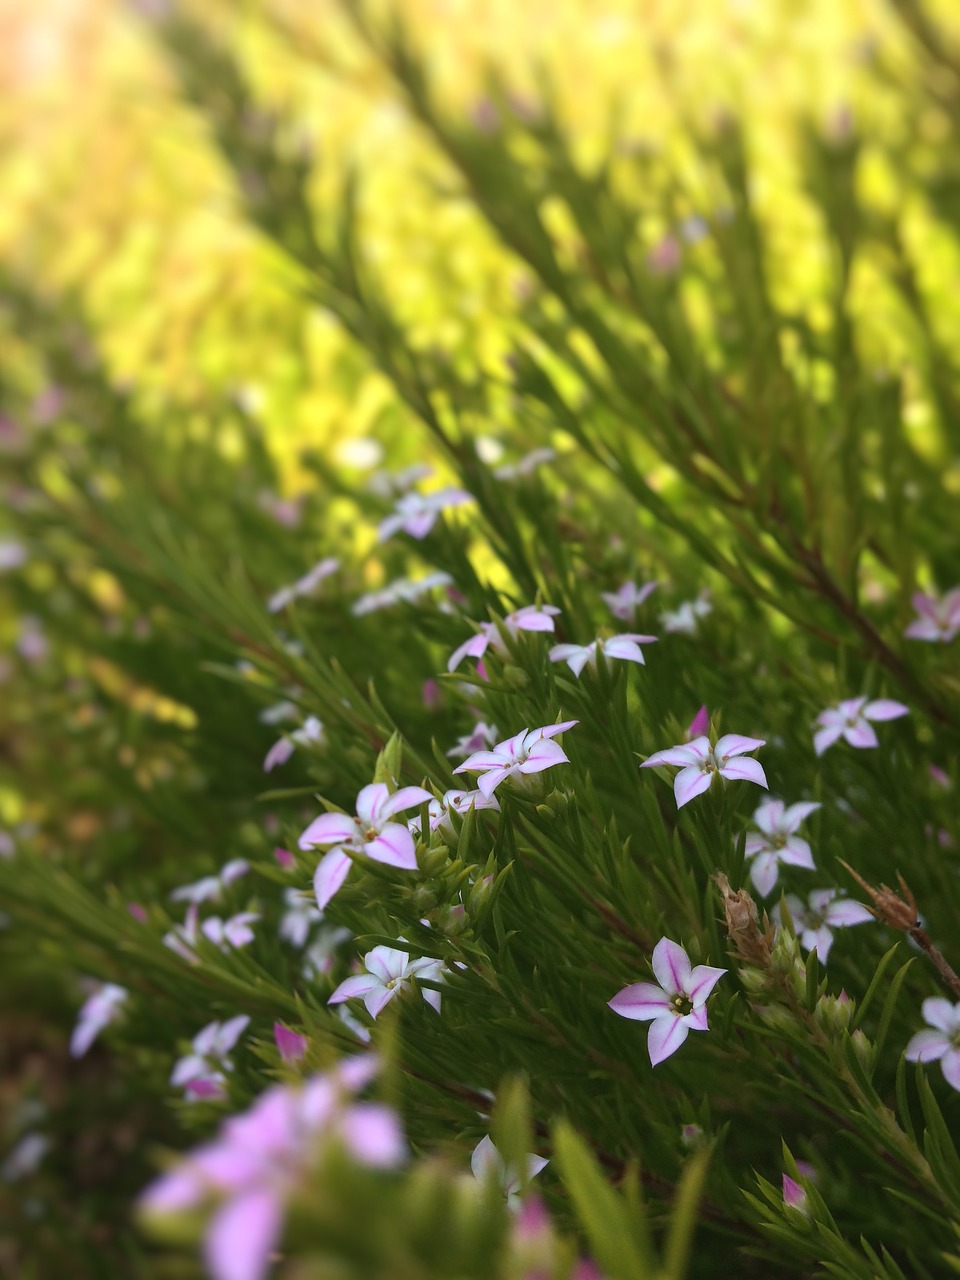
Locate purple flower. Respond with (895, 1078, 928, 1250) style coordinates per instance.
(905, 999, 960, 1091)
(377, 487, 472, 541)
(298, 782, 432, 910)
(267, 557, 339, 613)
(601, 580, 658, 621)
(141, 1057, 404, 1280)
(453, 721, 577, 798)
(470, 1135, 548, 1207)
(447, 605, 560, 673)
(171, 1016, 250, 1101)
(70, 983, 128, 1058)
(774, 890, 873, 963)
(608, 937, 726, 1065)
(328, 944, 445, 1018)
(813, 696, 909, 755)
(274, 1024, 308, 1063)
(641, 734, 767, 808)
(744, 799, 819, 897)
(905, 588, 960, 643)
(170, 859, 250, 905)
(548, 633, 657, 677)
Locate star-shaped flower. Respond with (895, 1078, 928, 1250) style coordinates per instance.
(744, 799, 819, 897)
(660, 593, 711, 635)
(813, 697, 909, 756)
(447, 605, 560, 673)
(454, 721, 577, 798)
(774, 889, 873, 963)
(905, 588, 960, 643)
(470, 1135, 548, 1207)
(377, 487, 472, 541)
(608, 937, 726, 1065)
(905, 999, 960, 1091)
(328, 945, 445, 1018)
(548, 633, 657, 677)
(601, 580, 658, 621)
(299, 783, 433, 910)
(171, 1016, 251, 1101)
(641, 734, 767, 808)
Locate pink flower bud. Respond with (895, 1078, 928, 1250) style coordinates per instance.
(274, 1023, 308, 1062)
(274, 847, 295, 869)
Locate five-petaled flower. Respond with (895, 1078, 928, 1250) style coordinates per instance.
(813, 697, 909, 756)
(447, 605, 560, 673)
(549, 633, 657, 678)
(263, 715, 325, 772)
(471, 1135, 548, 1207)
(905, 588, 960, 643)
(446, 721, 500, 759)
(641, 734, 767, 808)
(660, 593, 711, 635)
(378, 487, 472, 541)
(328, 944, 445, 1018)
(744, 799, 820, 897)
(267, 557, 340, 613)
(299, 782, 432, 910)
(774, 890, 873, 963)
(141, 1057, 404, 1280)
(171, 1016, 250, 1101)
(905, 999, 960, 1091)
(601, 580, 658, 621)
(454, 721, 578, 798)
(608, 937, 726, 1065)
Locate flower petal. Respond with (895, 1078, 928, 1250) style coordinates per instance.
(905, 1029, 949, 1063)
(813, 725, 843, 756)
(719, 757, 768, 789)
(686, 964, 727, 1006)
(652, 937, 692, 996)
(752, 798, 785, 836)
(824, 899, 873, 927)
(642, 742, 705, 768)
(843, 722, 878, 749)
(921, 997, 960, 1034)
(674, 766, 712, 808)
(536, 720, 579, 739)
(313, 849, 352, 910)
(299, 812, 356, 850)
(338, 1103, 407, 1167)
(941, 1049, 960, 1092)
(608, 982, 672, 1021)
(365, 825, 417, 870)
(518, 739, 569, 772)
(204, 1188, 283, 1280)
(647, 1015, 689, 1066)
(748, 853, 780, 898)
(328, 975, 381, 1005)
(382, 786, 434, 818)
(715, 734, 765, 757)
(863, 699, 910, 722)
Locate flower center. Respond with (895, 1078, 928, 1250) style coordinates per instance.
(672, 994, 693, 1017)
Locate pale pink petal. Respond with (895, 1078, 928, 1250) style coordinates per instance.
(356, 783, 390, 826)
(471, 1136, 504, 1181)
(299, 812, 356, 850)
(476, 766, 514, 797)
(652, 937, 692, 995)
(381, 786, 433, 818)
(141, 1164, 206, 1214)
(364, 985, 399, 1019)
(838, 697, 867, 718)
(674, 766, 712, 808)
(744, 834, 768, 858)
(905, 1029, 949, 1063)
(537, 719, 578, 738)
(263, 738, 295, 772)
(377, 514, 405, 541)
(204, 1189, 283, 1280)
(448, 632, 490, 672)
(513, 611, 558, 633)
(779, 837, 815, 870)
(719, 757, 768, 788)
(216, 1016, 251, 1055)
(715, 734, 765, 757)
(602, 638, 647, 664)
(682, 1005, 710, 1033)
(686, 965, 727, 1005)
(863, 699, 910, 722)
(824, 899, 872, 927)
(328, 974, 381, 1005)
(906, 618, 943, 641)
(313, 849, 352, 910)
(753, 799, 785, 836)
(365, 824, 417, 870)
(748, 853, 780, 898)
(642, 741, 705, 768)
(922, 998, 960, 1034)
(941, 1049, 960, 1091)
(782, 801, 821, 829)
(911, 592, 939, 620)
(404, 512, 436, 539)
(813, 724, 844, 756)
(338, 1103, 407, 1167)
(647, 1015, 689, 1065)
(805, 926, 834, 963)
(843, 722, 878, 749)
(518, 739, 569, 772)
(608, 981, 672, 1021)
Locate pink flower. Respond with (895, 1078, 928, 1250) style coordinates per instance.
(813, 697, 909, 756)
(641, 734, 767, 808)
(685, 705, 709, 740)
(274, 847, 295, 869)
(447, 605, 560, 672)
(548, 633, 657, 677)
(470, 1135, 548, 1206)
(905, 588, 960, 643)
(601, 580, 658, 621)
(608, 937, 726, 1065)
(328, 944, 445, 1018)
(905, 999, 960, 1091)
(453, 721, 577, 798)
(744, 799, 819, 897)
(377, 487, 472, 541)
(141, 1057, 404, 1280)
(171, 1016, 250, 1101)
(267, 557, 340, 613)
(782, 1174, 809, 1215)
(274, 1024, 308, 1063)
(774, 890, 873, 963)
(70, 983, 128, 1058)
(299, 782, 433, 910)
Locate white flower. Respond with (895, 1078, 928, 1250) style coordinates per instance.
(328, 945, 445, 1018)
(813, 697, 909, 756)
(774, 890, 873, 963)
(660, 594, 711, 634)
(170, 859, 250, 905)
(268, 557, 340, 613)
(470, 1135, 548, 1206)
(744, 799, 819, 897)
(454, 721, 577, 798)
(641, 734, 767, 808)
(70, 983, 128, 1058)
(171, 1016, 250, 1101)
(905, 999, 960, 1091)
(549, 633, 657, 677)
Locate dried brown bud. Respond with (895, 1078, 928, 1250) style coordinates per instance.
(714, 873, 776, 965)
(839, 862, 919, 931)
